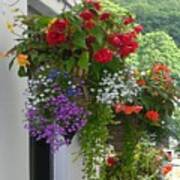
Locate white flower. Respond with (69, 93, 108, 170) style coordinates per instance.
(96, 68, 142, 105)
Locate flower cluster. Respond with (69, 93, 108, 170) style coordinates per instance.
(93, 48, 113, 64)
(26, 87, 89, 151)
(145, 110, 160, 123)
(114, 103, 143, 115)
(46, 19, 69, 45)
(95, 68, 141, 105)
(7, 0, 179, 179)
(24, 66, 89, 151)
(108, 31, 140, 58)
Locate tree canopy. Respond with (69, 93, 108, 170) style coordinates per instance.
(116, 0, 180, 46)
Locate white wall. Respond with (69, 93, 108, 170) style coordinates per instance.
(0, 1, 28, 180)
(54, 136, 84, 180)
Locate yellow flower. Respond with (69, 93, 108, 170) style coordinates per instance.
(45, 18, 57, 33)
(16, 54, 30, 67)
(6, 22, 14, 33)
(48, 18, 57, 28)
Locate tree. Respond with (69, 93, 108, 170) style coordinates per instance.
(116, 0, 180, 46)
(129, 31, 180, 74)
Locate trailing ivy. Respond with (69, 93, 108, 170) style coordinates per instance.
(80, 103, 114, 180)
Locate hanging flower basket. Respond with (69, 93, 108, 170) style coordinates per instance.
(4, 0, 179, 179)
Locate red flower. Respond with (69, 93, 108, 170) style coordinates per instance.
(152, 64, 170, 74)
(124, 105, 135, 115)
(86, 35, 96, 46)
(92, 2, 101, 10)
(108, 32, 139, 58)
(119, 41, 139, 58)
(134, 25, 144, 33)
(80, 9, 94, 21)
(93, 48, 113, 64)
(133, 105, 143, 114)
(137, 79, 146, 86)
(85, 0, 101, 11)
(123, 17, 135, 25)
(100, 12, 111, 21)
(108, 34, 122, 47)
(49, 19, 69, 32)
(114, 104, 143, 115)
(84, 20, 95, 29)
(161, 164, 173, 176)
(114, 103, 125, 113)
(145, 110, 160, 122)
(106, 156, 117, 167)
(46, 31, 66, 45)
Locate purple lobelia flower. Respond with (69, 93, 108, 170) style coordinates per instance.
(25, 88, 89, 152)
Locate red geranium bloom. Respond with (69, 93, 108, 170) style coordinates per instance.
(108, 32, 139, 58)
(92, 2, 101, 10)
(108, 34, 122, 47)
(46, 31, 66, 45)
(106, 156, 117, 167)
(123, 17, 135, 25)
(100, 12, 111, 21)
(93, 48, 113, 64)
(85, 0, 101, 11)
(152, 64, 170, 74)
(145, 110, 160, 122)
(133, 105, 143, 114)
(84, 20, 95, 29)
(80, 9, 94, 21)
(134, 25, 144, 33)
(124, 105, 134, 115)
(119, 41, 139, 58)
(137, 79, 146, 86)
(86, 35, 96, 46)
(161, 164, 173, 176)
(49, 19, 69, 32)
(114, 103, 125, 113)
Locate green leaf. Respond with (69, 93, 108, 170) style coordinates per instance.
(9, 58, 15, 70)
(72, 30, 86, 48)
(35, 16, 52, 30)
(18, 67, 26, 77)
(78, 52, 89, 70)
(91, 27, 105, 45)
(65, 59, 75, 72)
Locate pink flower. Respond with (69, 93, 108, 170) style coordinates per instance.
(114, 103, 125, 113)
(133, 106, 143, 114)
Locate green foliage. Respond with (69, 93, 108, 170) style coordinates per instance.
(115, 0, 180, 46)
(101, 0, 130, 16)
(128, 31, 180, 74)
(80, 103, 114, 180)
(7, 0, 179, 179)
(106, 135, 162, 180)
